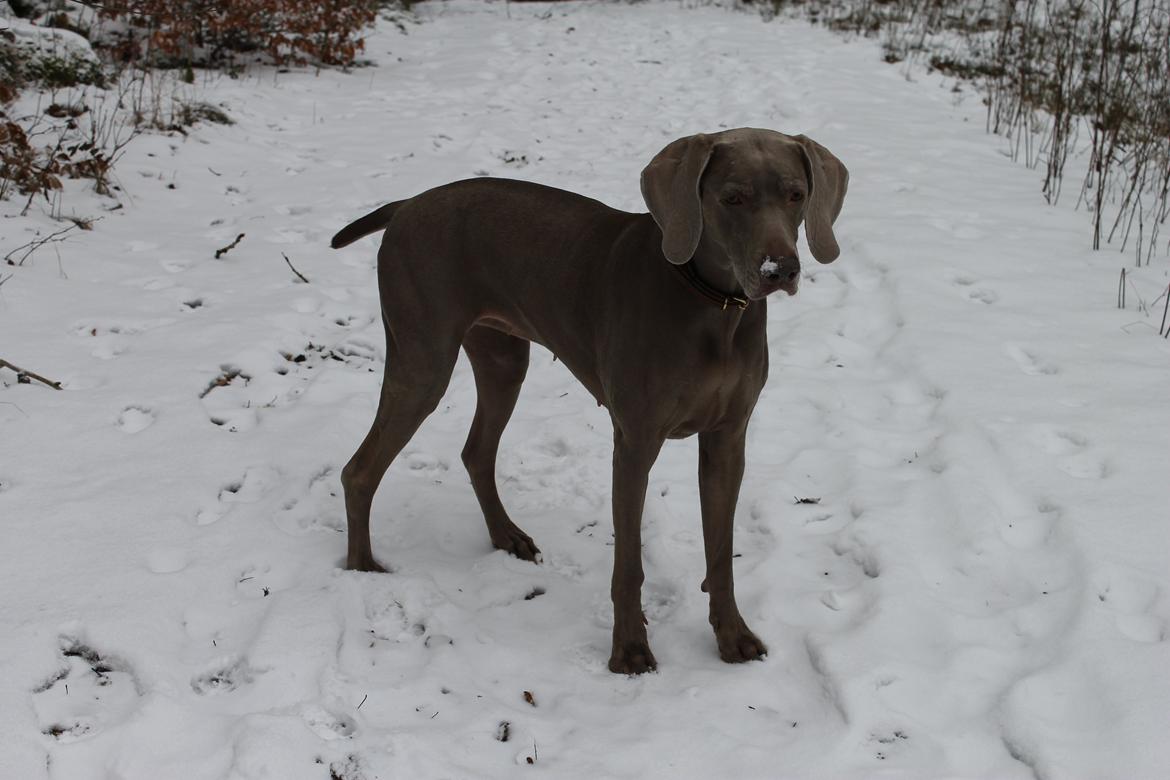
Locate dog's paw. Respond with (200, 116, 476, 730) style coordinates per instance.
(608, 639, 657, 675)
(716, 624, 768, 663)
(345, 553, 389, 573)
(490, 523, 541, 563)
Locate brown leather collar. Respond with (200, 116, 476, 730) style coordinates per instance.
(673, 261, 749, 311)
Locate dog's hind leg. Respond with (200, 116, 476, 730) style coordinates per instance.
(461, 325, 540, 561)
(341, 322, 462, 572)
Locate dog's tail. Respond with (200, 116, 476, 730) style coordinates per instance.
(330, 202, 403, 249)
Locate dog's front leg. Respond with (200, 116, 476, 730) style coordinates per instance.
(607, 428, 664, 674)
(699, 428, 767, 663)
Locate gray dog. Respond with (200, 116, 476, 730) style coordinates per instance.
(331, 128, 848, 674)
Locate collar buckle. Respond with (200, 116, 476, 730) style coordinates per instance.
(675, 262, 750, 313)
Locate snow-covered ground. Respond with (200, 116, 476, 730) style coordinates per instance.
(2, 2, 1168, 778)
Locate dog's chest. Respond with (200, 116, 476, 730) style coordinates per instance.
(664, 333, 767, 438)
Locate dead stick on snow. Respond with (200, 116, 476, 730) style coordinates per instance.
(1160, 283, 1169, 337)
(4, 224, 79, 267)
(214, 233, 245, 259)
(0, 358, 62, 390)
(282, 252, 309, 283)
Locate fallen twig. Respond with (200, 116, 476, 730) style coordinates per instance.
(0, 358, 62, 390)
(1160, 283, 1169, 336)
(282, 252, 309, 283)
(4, 224, 79, 267)
(63, 215, 95, 231)
(214, 233, 245, 260)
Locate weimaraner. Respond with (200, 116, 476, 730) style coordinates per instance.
(331, 128, 848, 673)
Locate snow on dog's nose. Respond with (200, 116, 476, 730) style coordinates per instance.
(760, 254, 800, 295)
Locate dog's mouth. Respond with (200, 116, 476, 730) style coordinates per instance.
(746, 275, 799, 300)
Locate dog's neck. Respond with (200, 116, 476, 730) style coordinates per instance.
(672, 261, 748, 311)
(689, 236, 746, 303)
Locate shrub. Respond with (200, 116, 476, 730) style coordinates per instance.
(95, 0, 380, 68)
(0, 108, 124, 203)
(0, 27, 107, 92)
(0, 120, 61, 200)
(762, 0, 1170, 263)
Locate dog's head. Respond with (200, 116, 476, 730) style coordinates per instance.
(641, 128, 848, 300)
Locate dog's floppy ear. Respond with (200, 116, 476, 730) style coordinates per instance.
(793, 135, 849, 264)
(641, 133, 715, 265)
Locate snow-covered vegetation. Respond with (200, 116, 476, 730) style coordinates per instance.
(2, 2, 1168, 778)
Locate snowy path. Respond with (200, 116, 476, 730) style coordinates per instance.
(2, 3, 1168, 778)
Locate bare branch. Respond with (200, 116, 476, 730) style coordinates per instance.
(0, 359, 63, 390)
(4, 224, 80, 267)
(282, 252, 310, 283)
(214, 233, 245, 260)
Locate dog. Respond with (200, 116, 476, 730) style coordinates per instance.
(331, 128, 848, 673)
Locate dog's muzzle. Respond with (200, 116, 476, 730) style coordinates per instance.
(760, 255, 800, 296)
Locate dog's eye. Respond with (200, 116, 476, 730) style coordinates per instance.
(790, 191, 805, 203)
(722, 194, 744, 206)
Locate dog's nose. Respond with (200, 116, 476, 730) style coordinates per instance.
(760, 255, 800, 283)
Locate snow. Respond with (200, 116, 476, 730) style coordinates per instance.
(2, 2, 1169, 778)
(1, 7, 99, 64)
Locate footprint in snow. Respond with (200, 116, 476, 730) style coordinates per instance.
(198, 340, 377, 433)
(199, 364, 258, 433)
(868, 728, 912, 763)
(222, 184, 249, 206)
(190, 654, 259, 694)
(272, 203, 315, 217)
(75, 321, 172, 360)
(1027, 425, 1087, 455)
(829, 537, 881, 580)
(193, 466, 281, 525)
(116, 405, 155, 433)
(808, 539, 882, 623)
(274, 467, 345, 535)
(1005, 343, 1058, 376)
(951, 275, 998, 304)
(1057, 451, 1110, 480)
(159, 257, 192, 273)
(327, 755, 367, 780)
(642, 580, 682, 622)
(1095, 572, 1165, 643)
(998, 505, 1057, 550)
(1026, 425, 1109, 479)
(32, 633, 141, 742)
(282, 335, 379, 366)
(403, 450, 450, 480)
(301, 704, 356, 740)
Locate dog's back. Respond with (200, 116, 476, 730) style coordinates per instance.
(331, 178, 625, 254)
